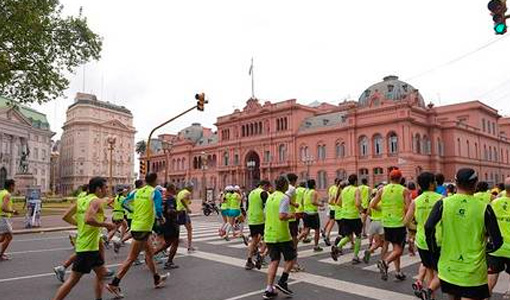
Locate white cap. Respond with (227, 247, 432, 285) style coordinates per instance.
(225, 185, 234, 191)
(234, 185, 240, 190)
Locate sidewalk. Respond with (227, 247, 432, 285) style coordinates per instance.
(11, 199, 204, 234)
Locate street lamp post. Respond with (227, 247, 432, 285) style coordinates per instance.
(246, 160, 256, 190)
(107, 135, 117, 195)
(201, 151, 208, 201)
(162, 141, 173, 185)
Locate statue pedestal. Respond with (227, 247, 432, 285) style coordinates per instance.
(14, 173, 36, 195)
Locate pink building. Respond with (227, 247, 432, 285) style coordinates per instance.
(142, 76, 510, 198)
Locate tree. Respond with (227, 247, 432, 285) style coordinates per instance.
(0, 0, 102, 104)
(135, 140, 146, 155)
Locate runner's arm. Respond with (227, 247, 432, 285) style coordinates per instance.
(181, 193, 192, 213)
(279, 195, 294, 220)
(85, 199, 114, 230)
(62, 203, 77, 226)
(403, 188, 412, 212)
(355, 188, 361, 211)
(369, 189, 382, 209)
(424, 200, 443, 255)
(485, 205, 503, 253)
(403, 201, 415, 227)
(312, 191, 323, 207)
(153, 190, 163, 219)
(1, 194, 15, 214)
(261, 191, 269, 208)
(121, 192, 134, 213)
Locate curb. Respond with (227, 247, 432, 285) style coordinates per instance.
(13, 226, 76, 235)
(12, 213, 203, 235)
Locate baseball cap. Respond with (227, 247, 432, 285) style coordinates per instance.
(455, 168, 478, 185)
(389, 169, 403, 180)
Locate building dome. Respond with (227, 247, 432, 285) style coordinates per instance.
(179, 123, 204, 143)
(358, 75, 425, 108)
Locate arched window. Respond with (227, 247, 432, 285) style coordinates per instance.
(276, 119, 280, 131)
(423, 135, 431, 155)
(484, 145, 488, 160)
(475, 143, 478, 159)
(388, 132, 398, 154)
(415, 134, 421, 154)
(317, 144, 326, 161)
(359, 136, 369, 157)
(373, 134, 383, 156)
(193, 157, 198, 169)
(249, 123, 253, 136)
(259, 122, 262, 134)
(278, 144, 286, 162)
(457, 138, 461, 156)
(171, 159, 175, 171)
(182, 158, 186, 170)
(336, 169, 347, 180)
(177, 158, 181, 171)
(489, 146, 493, 161)
(284, 117, 288, 130)
(317, 170, 328, 189)
(359, 168, 369, 179)
(223, 152, 229, 166)
(373, 167, 384, 175)
(335, 141, 346, 158)
(242, 125, 245, 137)
(467, 140, 470, 158)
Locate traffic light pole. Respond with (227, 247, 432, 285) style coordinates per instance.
(146, 105, 198, 173)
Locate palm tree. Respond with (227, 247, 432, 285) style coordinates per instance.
(135, 140, 146, 155)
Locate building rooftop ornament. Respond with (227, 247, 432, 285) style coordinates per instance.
(358, 75, 425, 108)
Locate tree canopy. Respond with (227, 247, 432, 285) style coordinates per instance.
(0, 0, 102, 104)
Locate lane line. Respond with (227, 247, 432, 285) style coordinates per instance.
(7, 247, 73, 255)
(13, 236, 67, 243)
(362, 254, 419, 273)
(298, 239, 370, 258)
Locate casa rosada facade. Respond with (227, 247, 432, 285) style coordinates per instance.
(141, 76, 510, 198)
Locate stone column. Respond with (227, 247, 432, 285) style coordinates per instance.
(10, 135, 17, 176)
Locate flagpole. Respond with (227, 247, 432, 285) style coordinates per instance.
(251, 57, 255, 99)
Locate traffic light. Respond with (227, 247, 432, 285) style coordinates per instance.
(195, 93, 208, 111)
(139, 160, 146, 178)
(489, 0, 508, 34)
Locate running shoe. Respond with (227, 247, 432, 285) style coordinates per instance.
(254, 254, 263, 270)
(242, 235, 249, 246)
(245, 260, 255, 270)
(412, 281, 423, 298)
(164, 261, 179, 270)
(313, 246, 323, 252)
(330, 246, 338, 261)
(323, 236, 331, 247)
(134, 258, 144, 265)
(53, 266, 66, 283)
(351, 256, 361, 265)
(155, 272, 170, 288)
(303, 238, 312, 244)
(0, 254, 11, 261)
(187, 247, 196, 253)
(321, 229, 326, 239)
(377, 260, 388, 281)
(394, 272, 407, 282)
(421, 288, 433, 300)
(363, 250, 371, 264)
(106, 284, 124, 299)
(276, 281, 293, 295)
(113, 241, 121, 254)
(262, 290, 278, 299)
(105, 268, 115, 278)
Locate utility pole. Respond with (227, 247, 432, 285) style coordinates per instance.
(107, 136, 117, 195)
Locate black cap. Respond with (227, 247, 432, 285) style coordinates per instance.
(455, 168, 478, 185)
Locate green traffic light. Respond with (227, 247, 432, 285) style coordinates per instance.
(495, 22, 507, 34)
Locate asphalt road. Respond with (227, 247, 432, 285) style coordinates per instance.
(1, 213, 509, 300)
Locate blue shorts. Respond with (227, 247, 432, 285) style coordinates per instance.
(228, 209, 241, 218)
(221, 209, 228, 217)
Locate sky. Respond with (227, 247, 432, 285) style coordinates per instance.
(30, 0, 510, 142)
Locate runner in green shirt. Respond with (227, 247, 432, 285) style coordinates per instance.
(404, 172, 442, 300)
(371, 169, 411, 281)
(245, 180, 270, 270)
(474, 181, 495, 204)
(322, 178, 340, 247)
(50, 177, 115, 300)
(425, 168, 503, 300)
(297, 179, 324, 252)
(105, 189, 128, 247)
(0, 179, 17, 260)
(359, 178, 371, 237)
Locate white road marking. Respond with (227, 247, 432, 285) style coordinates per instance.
(298, 238, 370, 258)
(13, 236, 67, 243)
(362, 254, 420, 273)
(7, 247, 73, 255)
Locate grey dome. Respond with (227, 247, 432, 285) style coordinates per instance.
(358, 75, 425, 107)
(179, 123, 203, 143)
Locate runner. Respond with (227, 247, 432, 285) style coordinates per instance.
(487, 177, 510, 296)
(245, 180, 270, 270)
(106, 189, 128, 247)
(0, 179, 17, 260)
(359, 178, 371, 238)
(286, 173, 304, 272)
(224, 185, 242, 241)
(153, 183, 180, 270)
(331, 174, 363, 264)
(404, 172, 442, 300)
(474, 181, 494, 204)
(363, 183, 386, 264)
(218, 186, 230, 236)
(322, 178, 339, 247)
(262, 176, 297, 299)
(295, 182, 306, 232)
(425, 168, 502, 300)
(50, 177, 116, 300)
(176, 182, 195, 252)
(106, 173, 169, 298)
(435, 173, 447, 197)
(371, 169, 411, 281)
(118, 179, 144, 247)
(297, 179, 323, 252)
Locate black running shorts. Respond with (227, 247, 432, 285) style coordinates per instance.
(440, 280, 489, 300)
(72, 251, 104, 274)
(329, 210, 335, 219)
(303, 213, 320, 230)
(417, 247, 438, 271)
(384, 227, 407, 246)
(266, 241, 297, 262)
(131, 231, 151, 241)
(249, 224, 265, 237)
(488, 255, 510, 274)
(339, 219, 362, 237)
